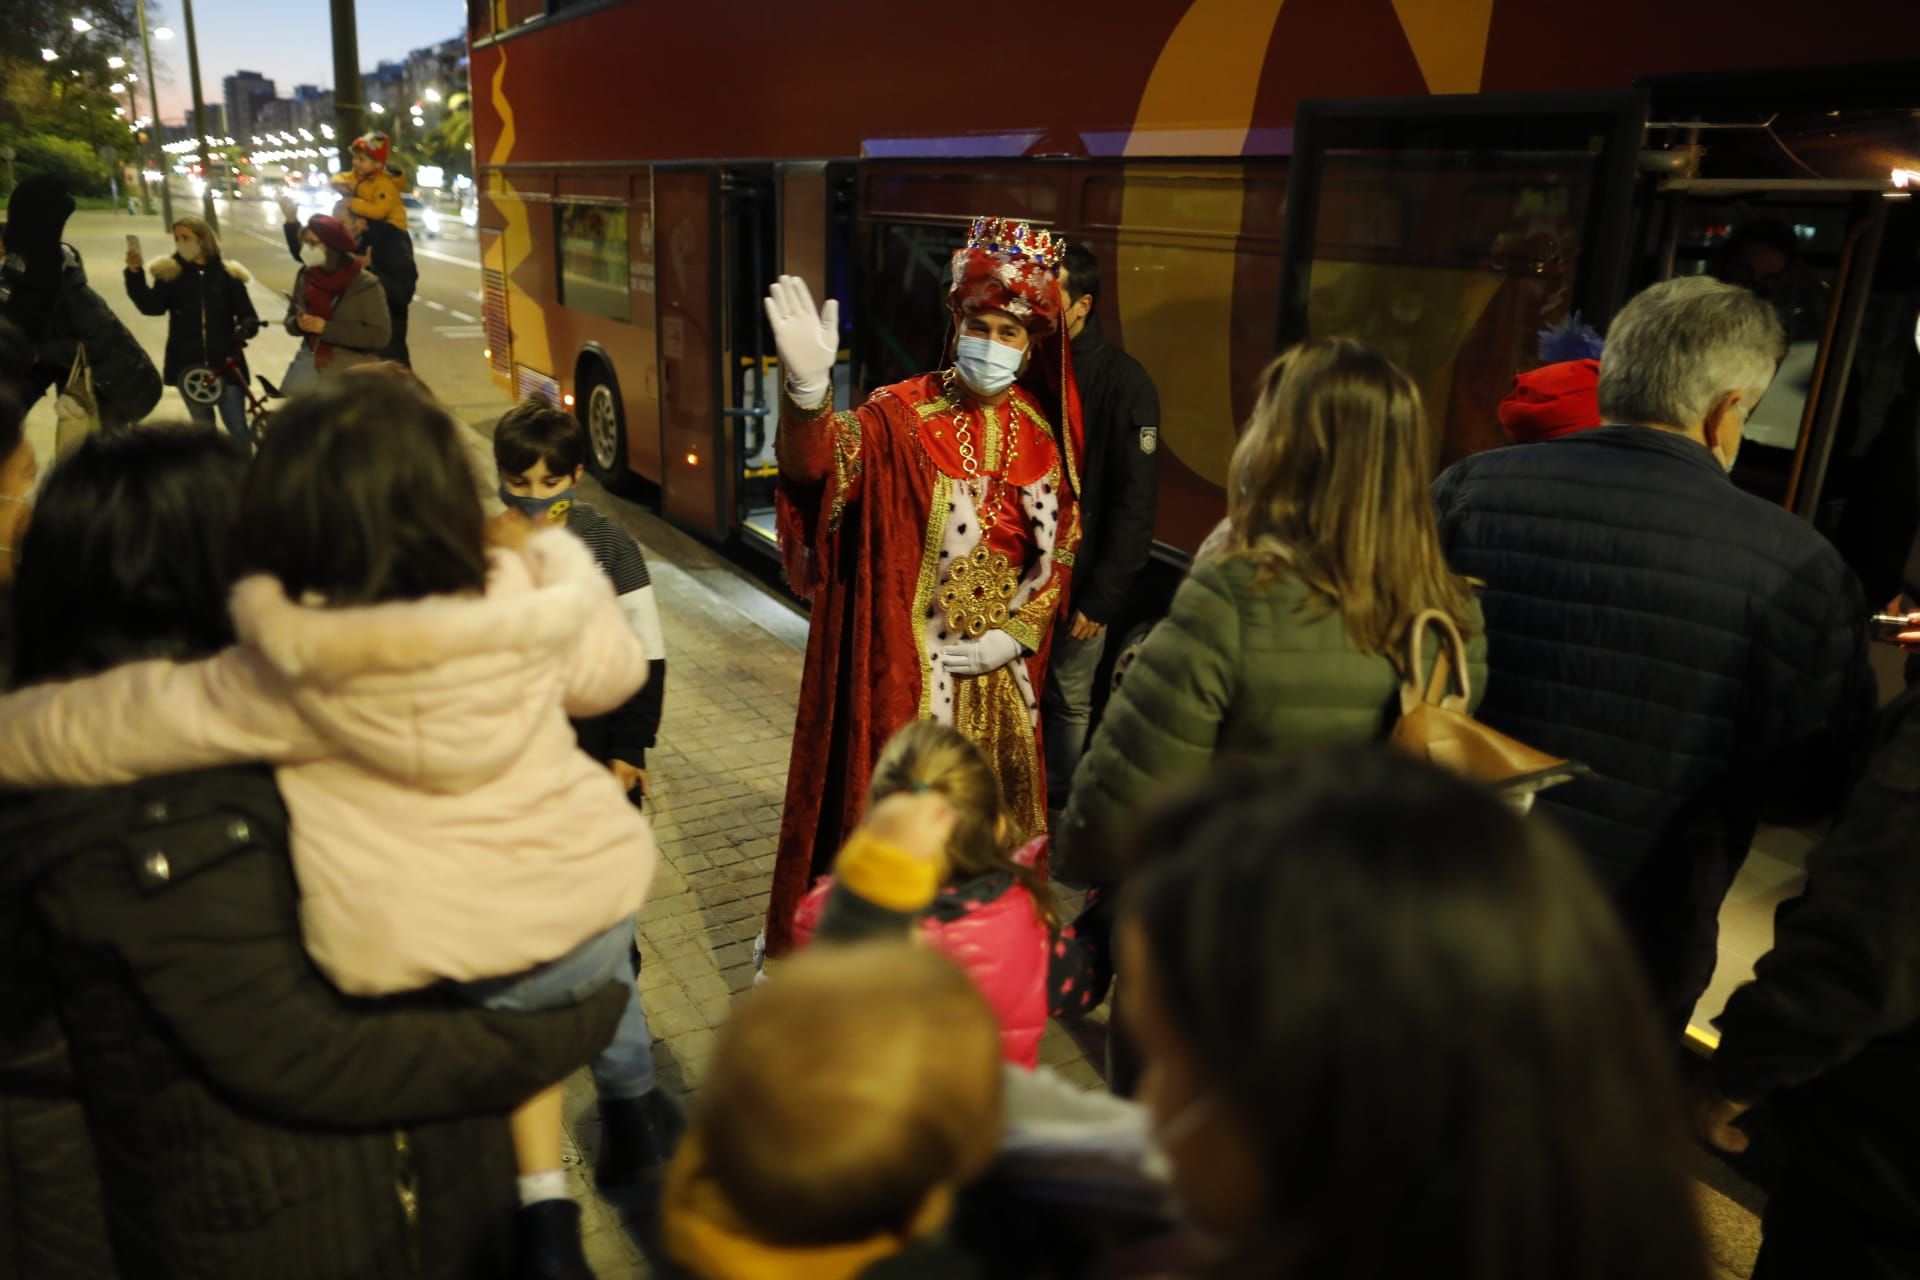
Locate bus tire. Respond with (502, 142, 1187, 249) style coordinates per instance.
(579, 359, 634, 493)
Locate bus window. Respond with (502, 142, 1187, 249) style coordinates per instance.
(555, 203, 630, 322)
(1278, 95, 1644, 467)
(1660, 200, 1852, 506)
(1300, 148, 1599, 464)
(855, 220, 968, 395)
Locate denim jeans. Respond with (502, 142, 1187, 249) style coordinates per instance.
(1042, 627, 1108, 810)
(280, 345, 318, 396)
(181, 374, 253, 453)
(460, 916, 656, 1099)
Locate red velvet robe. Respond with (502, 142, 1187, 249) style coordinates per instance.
(767, 372, 1078, 955)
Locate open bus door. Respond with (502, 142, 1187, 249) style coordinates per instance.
(1276, 91, 1648, 467)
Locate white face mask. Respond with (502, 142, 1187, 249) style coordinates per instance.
(300, 244, 330, 270)
(955, 334, 1024, 398)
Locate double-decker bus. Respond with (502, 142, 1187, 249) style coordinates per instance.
(466, 0, 1920, 1051)
(466, 0, 1917, 643)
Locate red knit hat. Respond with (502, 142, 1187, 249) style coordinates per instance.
(1497, 359, 1602, 444)
(305, 214, 358, 257)
(351, 131, 391, 169)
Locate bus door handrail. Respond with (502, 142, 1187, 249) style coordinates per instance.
(1784, 196, 1889, 520)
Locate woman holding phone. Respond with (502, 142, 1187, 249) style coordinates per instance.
(125, 217, 261, 452)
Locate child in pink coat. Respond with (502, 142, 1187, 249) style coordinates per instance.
(787, 722, 1106, 1068)
(0, 376, 669, 1274)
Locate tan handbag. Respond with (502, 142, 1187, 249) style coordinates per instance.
(1388, 609, 1588, 811)
(54, 343, 102, 459)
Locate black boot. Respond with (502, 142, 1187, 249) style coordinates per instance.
(513, 1199, 593, 1280)
(595, 1088, 687, 1189)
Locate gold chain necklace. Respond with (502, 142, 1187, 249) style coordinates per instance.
(938, 368, 1023, 641)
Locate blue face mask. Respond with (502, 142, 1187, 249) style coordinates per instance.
(954, 333, 1025, 397)
(498, 484, 574, 525)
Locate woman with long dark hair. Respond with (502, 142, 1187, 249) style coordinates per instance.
(1116, 751, 1712, 1280)
(0, 425, 623, 1279)
(1056, 339, 1486, 887)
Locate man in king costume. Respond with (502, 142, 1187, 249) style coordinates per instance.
(761, 217, 1081, 955)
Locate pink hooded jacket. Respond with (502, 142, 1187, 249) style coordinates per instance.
(0, 528, 658, 995)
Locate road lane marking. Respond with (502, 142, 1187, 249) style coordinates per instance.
(424, 299, 447, 311)
(449, 309, 475, 322)
(415, 245, 480, 269)
(435, 325, 486, 338)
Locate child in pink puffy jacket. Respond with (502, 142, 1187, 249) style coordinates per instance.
(789, 722, 1105, 1067)
(0, 377, 671, 1272)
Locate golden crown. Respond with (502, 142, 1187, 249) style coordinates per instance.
(965, 216, 1064, 270)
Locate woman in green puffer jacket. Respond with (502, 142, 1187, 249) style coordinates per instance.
(1056, 338, 1487, 887)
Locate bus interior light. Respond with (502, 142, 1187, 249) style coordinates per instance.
(685, 452, 699, 466)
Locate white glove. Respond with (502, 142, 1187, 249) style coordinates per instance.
(763, 274, 838, 410)
(941, 630, 1022, 678)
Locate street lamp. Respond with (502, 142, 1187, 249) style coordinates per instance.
(107, 55, 126, 68)
(423, 87, 442, 103)
(152, 26, 172, 38)
(71, 16, 93, 32)
(41, 48, 58, 61)
(369, 102, 385, 114)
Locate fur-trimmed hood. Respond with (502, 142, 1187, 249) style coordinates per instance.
(149, 255, 251, 284)
(229, 528, 622, 791)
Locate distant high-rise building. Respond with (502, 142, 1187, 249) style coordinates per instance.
(223, 70, 276, 143)
(253, 99, 294, 136)
(289, 84, 334, 136)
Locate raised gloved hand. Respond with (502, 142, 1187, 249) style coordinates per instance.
(763, 274, 838, 409)
(941, 630, 1022, 678)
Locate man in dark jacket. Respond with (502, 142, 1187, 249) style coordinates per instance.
(1698, 637, 1920, 1278)
(1041, 244, 1159, 813)
(1433, 276, 1876, 1031)
(1, 175, 162, 428)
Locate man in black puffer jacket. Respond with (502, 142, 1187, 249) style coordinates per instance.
(1433, 276, 1876, 1031)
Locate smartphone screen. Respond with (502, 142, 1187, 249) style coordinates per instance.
(1870, 613, 1912, 643)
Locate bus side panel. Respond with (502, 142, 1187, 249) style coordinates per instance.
(624, 178, 663, 486)
(655, 169, 727, 537)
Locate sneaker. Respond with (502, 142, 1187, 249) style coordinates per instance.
(595, 1088, 688, 1189)
(513, 1199, 593, 1280)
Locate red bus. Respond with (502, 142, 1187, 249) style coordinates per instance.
(465, 0, 1919, 632)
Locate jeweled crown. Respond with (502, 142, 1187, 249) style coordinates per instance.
(966, 216, 1064, 270)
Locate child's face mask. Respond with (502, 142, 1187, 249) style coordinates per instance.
(498, 484, 573, 525)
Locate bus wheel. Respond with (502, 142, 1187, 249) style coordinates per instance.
(581, 367, 630, 488)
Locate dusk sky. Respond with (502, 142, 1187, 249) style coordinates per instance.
(144, 1, 465, 125)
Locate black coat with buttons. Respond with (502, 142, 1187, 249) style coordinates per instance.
(0, 765, 627, 1279)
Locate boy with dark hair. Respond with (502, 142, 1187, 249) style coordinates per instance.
(494, 400, 667, 801)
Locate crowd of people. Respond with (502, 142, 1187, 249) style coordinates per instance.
(0, 138, 416, 467)
(0, 180, 1917, 1280)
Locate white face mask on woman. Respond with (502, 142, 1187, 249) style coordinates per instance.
(300, 244, 331, 270)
